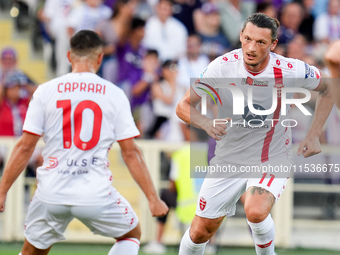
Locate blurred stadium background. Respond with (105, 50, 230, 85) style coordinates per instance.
(0, 0, 340, 254)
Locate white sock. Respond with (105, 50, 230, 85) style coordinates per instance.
(178, 228, 208, 255)
(19, 253, 22, 255)
(247, 214, 275, 255)
(108, 238, 140, 255)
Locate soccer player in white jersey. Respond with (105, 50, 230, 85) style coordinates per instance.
(0, 30, 168, 255)
(325, 40, 340, 109)
(176, 13, 333, 255)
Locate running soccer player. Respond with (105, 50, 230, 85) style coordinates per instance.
(325, 40, 340, 109)
(176, 13, 333, 255)
(0, 30, 168, 255)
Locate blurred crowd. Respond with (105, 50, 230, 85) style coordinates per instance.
(2, 0, 340, 142)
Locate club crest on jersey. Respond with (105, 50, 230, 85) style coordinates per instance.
(241, 77, 269, 87)
(274, 83, 284, 98)
(199, 197, 206, 211)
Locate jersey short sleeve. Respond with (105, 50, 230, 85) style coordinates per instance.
(23, 87, 45, 136)
(191, 57, 222, 98)
(295, 59, 321, 90)
(114, 93, 140, 141)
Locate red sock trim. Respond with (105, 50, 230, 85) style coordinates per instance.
(116, 238, 140, 247)
(257, 240, 273, 248)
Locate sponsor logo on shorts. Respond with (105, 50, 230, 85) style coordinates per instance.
(199, 197, 206, 211)
(125, 207, 128, 214)
(130, 218, 134, 225)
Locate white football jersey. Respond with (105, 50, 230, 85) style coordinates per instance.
(192, 49, 321, 166)
(23, 72, 140, 206)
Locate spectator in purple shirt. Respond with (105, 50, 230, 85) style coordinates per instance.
(116, 17, 147, 97)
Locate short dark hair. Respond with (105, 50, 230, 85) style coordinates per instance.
(131, 17, 146, 30)
(146, 49, 159, 58)
(162, 59, 178, 69)
(70, 30, 103, 56)
(242, 13, 280, 41)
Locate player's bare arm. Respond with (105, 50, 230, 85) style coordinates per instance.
(298, 72, 334, 158)
(176, 87, 227, 140)
(118, 138, 169, 217)
(0, 132, 40, 212)
(324, 40, 340, 109)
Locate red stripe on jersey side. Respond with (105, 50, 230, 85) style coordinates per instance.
(257, 240, 273, 248)
(23, 130, 42, 137)
(116, 238, 140, 246)
(117, 135, 140, 142)
(261, 67, 283, 163)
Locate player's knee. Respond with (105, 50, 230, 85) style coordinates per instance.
(189, 225, 213, 244)
(116, 223, 141, 241)
(245, 206, 268, 223)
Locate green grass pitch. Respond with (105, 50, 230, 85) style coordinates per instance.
(1, 242, 340, 255)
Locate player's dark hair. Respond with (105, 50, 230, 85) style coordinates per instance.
(242, 13, 280, 41)
(131, 17, 146, 30)
(70, 30, 103, 56)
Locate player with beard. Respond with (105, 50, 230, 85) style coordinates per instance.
(176, 13, 333, 255)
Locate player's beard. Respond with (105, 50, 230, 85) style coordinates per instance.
(244, 54, 267, 68)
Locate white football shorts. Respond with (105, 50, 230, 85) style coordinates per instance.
(196, 158, 290, 219)
(24, 186, 138, 249)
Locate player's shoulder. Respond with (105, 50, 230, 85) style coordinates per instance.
(269, 52, 302, 72)
(219, 48, 243, 64)
(37, 75, 64, 91)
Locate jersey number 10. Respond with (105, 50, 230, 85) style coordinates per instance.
(57, 100, 102, 151)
